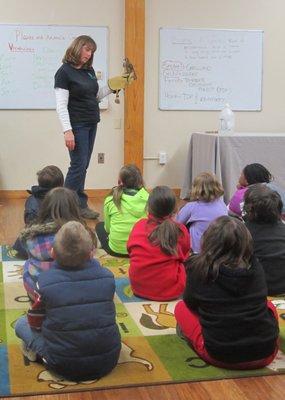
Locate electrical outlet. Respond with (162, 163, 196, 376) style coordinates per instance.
(158, 151, 167, 165)
(98, 153, 105, 163)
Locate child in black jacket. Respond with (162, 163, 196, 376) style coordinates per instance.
(12, 165, 64, 258)
(175, 216, 279, 369)
(244, 184, 285, 295)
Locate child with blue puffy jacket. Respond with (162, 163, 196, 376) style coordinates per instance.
(16, 221, 121, 381)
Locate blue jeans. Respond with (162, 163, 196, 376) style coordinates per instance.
(15, 316, 46, 358)
(65, 123, 97, 209)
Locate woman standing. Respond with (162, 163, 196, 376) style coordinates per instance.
(54, 35, 130, 219)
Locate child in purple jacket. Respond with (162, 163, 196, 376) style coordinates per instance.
(229, 163, 285, 217)
(176, 172, 228, 253)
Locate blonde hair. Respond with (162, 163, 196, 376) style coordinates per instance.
(190, 172, 224, 202)
(53, 221, 95, 268)
(62, 35, 97, 69)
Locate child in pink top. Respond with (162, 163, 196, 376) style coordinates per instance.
(229, 163, 285, 217)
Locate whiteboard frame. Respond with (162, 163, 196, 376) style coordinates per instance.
(0, 23, 109, 110)
(159, 27, 264, 111)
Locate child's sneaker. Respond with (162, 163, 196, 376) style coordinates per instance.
(21, 341, 37, 362)
(80, 207, 100, 220)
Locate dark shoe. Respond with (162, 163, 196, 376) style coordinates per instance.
(80, 207, 100, 219)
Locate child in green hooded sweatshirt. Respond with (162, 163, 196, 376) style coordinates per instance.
(96, 164, 149, 257)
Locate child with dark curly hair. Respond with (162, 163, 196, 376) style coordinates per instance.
(228, 163, 285, 217)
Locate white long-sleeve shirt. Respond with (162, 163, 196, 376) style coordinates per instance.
(54, 85, 112, 132)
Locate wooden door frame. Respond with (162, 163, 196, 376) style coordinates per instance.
(124, 0, 145, 172)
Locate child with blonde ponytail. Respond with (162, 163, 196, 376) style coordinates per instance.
(128, 186, 190, 300)
(95, 164, 149, 256)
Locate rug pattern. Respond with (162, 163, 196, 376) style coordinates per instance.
(1, 245, 285, 396)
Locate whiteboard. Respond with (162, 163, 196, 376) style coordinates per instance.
(0, 24, 108, 109)
(159, 28, 263, 111)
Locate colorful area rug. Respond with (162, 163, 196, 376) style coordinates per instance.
(1, 245, 285, 396)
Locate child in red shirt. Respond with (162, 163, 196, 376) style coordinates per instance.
(128, 186, 190, 301)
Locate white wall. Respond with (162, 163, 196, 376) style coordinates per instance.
(0, 0, 124, 190)
(1, 0, 285, 191)
(144, 0, 285, 188)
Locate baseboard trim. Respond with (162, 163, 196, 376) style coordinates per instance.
(0, 188, 181, 199)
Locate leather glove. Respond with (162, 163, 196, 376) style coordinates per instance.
(108, 72, 135, 91)
(108, 58, 137, 103)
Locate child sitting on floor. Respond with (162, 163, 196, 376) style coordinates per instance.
(128, 186, 190, 301)
(96, 164, 149, 257)
(228, 163, 285, 217)
(244, 184, 285, 295)
(24, 165, 64, 224)
(15, 221, 121, 381)
(20, 187, 93, 301)
(12, 165, 64, 258)
(176, 172, 228, 253)
(175, 216, 279, 370)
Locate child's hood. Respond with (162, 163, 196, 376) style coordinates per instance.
(20, 221, 58, 241)
(121, 187, 149, 217)
(215, 263, 255, 296)
(27, 185, 50, 199)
